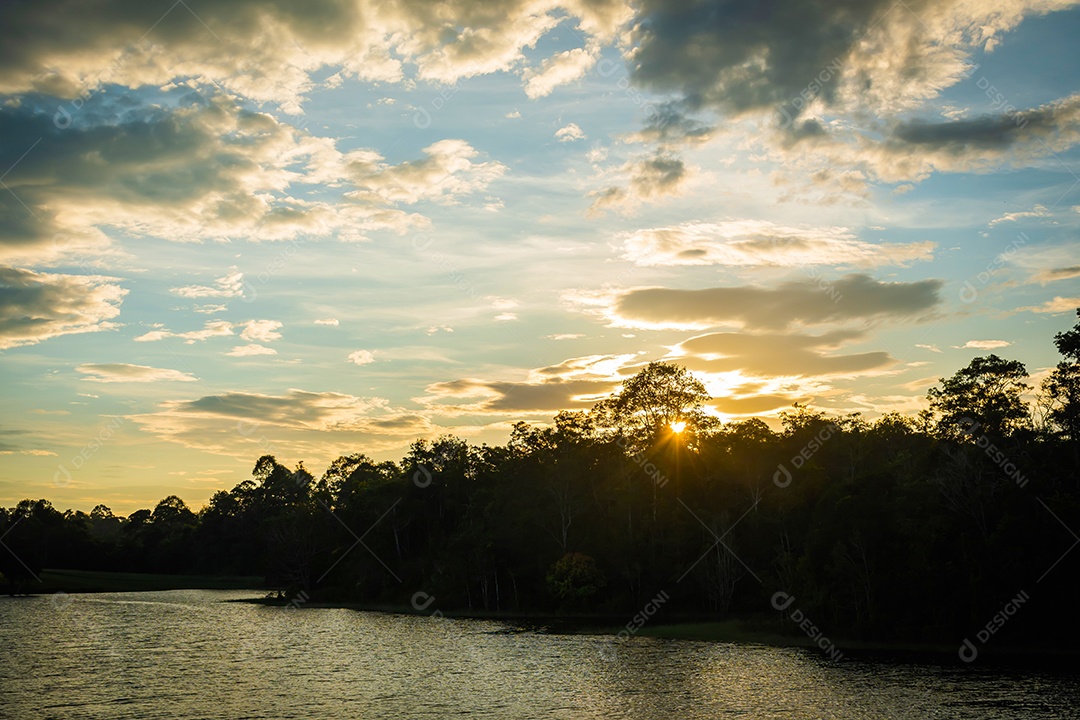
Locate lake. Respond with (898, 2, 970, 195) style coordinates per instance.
(1, 590, 1077, 718)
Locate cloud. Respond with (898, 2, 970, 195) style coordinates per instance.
(314, 318, 339, 326)
(419, 353, 631, 416)
(671, 330, 896, 378)
(625, 102, 716, 147)
(1033, 266, 1080, 283)
(348, 349, 376, 365)
(239, 319, 283, 343)
(76, 363, 197, 383)
(631, 0, 1072, 119)
(134, 320, 233, 343)
(0, 97, 346, 262)
(524, 46, 597, 99)
(620, 220, 934, 267)
(0, 96, 510, 264)
(130, 388, 437, 458)
(915, 343, 942, 353)
(711, 393, 800, 416)
(988, 205, 1048, 227)
(958, 340, 1011, 349)
(226, 344, 278, 357)
(1018, 297, 1080, 314)
(573, 274, 943, 330)
(555, 123, 587, 142)
(590, 152, 688, 212)
(620, 0, 1080, 191)
(172, 270, 247, 299)
(0, 0, 630, 111)
(546, 333, 585, 340)
(0, 266, 126, 349)
(345, 139, 506, 206)
(421, 377, 615, 415)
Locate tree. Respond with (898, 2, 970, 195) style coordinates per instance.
(927, 354, 1030, 440)
(592, 362, 710, 448)
(546, 552, 605, 607)
(1042, 309, 1080, 442)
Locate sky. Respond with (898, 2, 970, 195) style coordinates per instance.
(2, 0, 1080, 514)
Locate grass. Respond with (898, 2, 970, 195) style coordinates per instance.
(30, 568, 266, 594)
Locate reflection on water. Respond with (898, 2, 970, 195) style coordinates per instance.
(1, 590, 1077, 719)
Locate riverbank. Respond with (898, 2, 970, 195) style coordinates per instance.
(21, 568, 267, 594)
(237, 596, 1078, 662)
(18, 575, 1073, 662)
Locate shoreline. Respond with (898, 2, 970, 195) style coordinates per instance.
(8, 568, 268, 594)
(236, 596, 1078, 663)
(13, 571, 1076, 662)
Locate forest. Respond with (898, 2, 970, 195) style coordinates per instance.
(3, 310, 1079, 649)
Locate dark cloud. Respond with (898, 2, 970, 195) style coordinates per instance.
(590, 152, 688, 212)
(606, 274, 942, 329)
(633, 101, 715, 146)
(0, 265, 126, 348)
(423, 377, 616, 414)
(674, 330, 895, 377)
(712, 393, 797, 415)
(0, 95, 504, 262)
(890, 101, 1072, 152)
(630, 0, 883, 115)
(131, 389, 436, 458)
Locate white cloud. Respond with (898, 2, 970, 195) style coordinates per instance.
(172, 270, 247, 298)
(239, 319, 283, 342)
(348, 349, 376, 365)
(555, 123, 586, 142)
(0, 0, 631, 111)
(77, 363, 197, 383)
(314, 318, 339, 326)
(621, 220, 934, 268)
(958, 340, 1012, 349)
(524, 46, 597, 99)
(988, 204, 1048, 226)
(135, 320, 234, 344)
(345, 139, 506, 206)
(226, 344, 278, 357)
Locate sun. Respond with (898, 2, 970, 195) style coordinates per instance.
(669, 420, 687, 434)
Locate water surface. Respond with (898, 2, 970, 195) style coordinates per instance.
(1, 590, 1076, 718)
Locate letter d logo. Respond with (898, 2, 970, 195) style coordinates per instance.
(959, 280, 978, 304)
(773, 463, 792, 488)
(771, 591, 796, 611)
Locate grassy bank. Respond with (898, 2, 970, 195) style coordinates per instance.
(27, 568, 266, 594)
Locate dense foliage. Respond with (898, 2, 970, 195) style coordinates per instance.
(4, 311, 1080, 648)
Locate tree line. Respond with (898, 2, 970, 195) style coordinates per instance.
(3, 310, 1079, 648)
